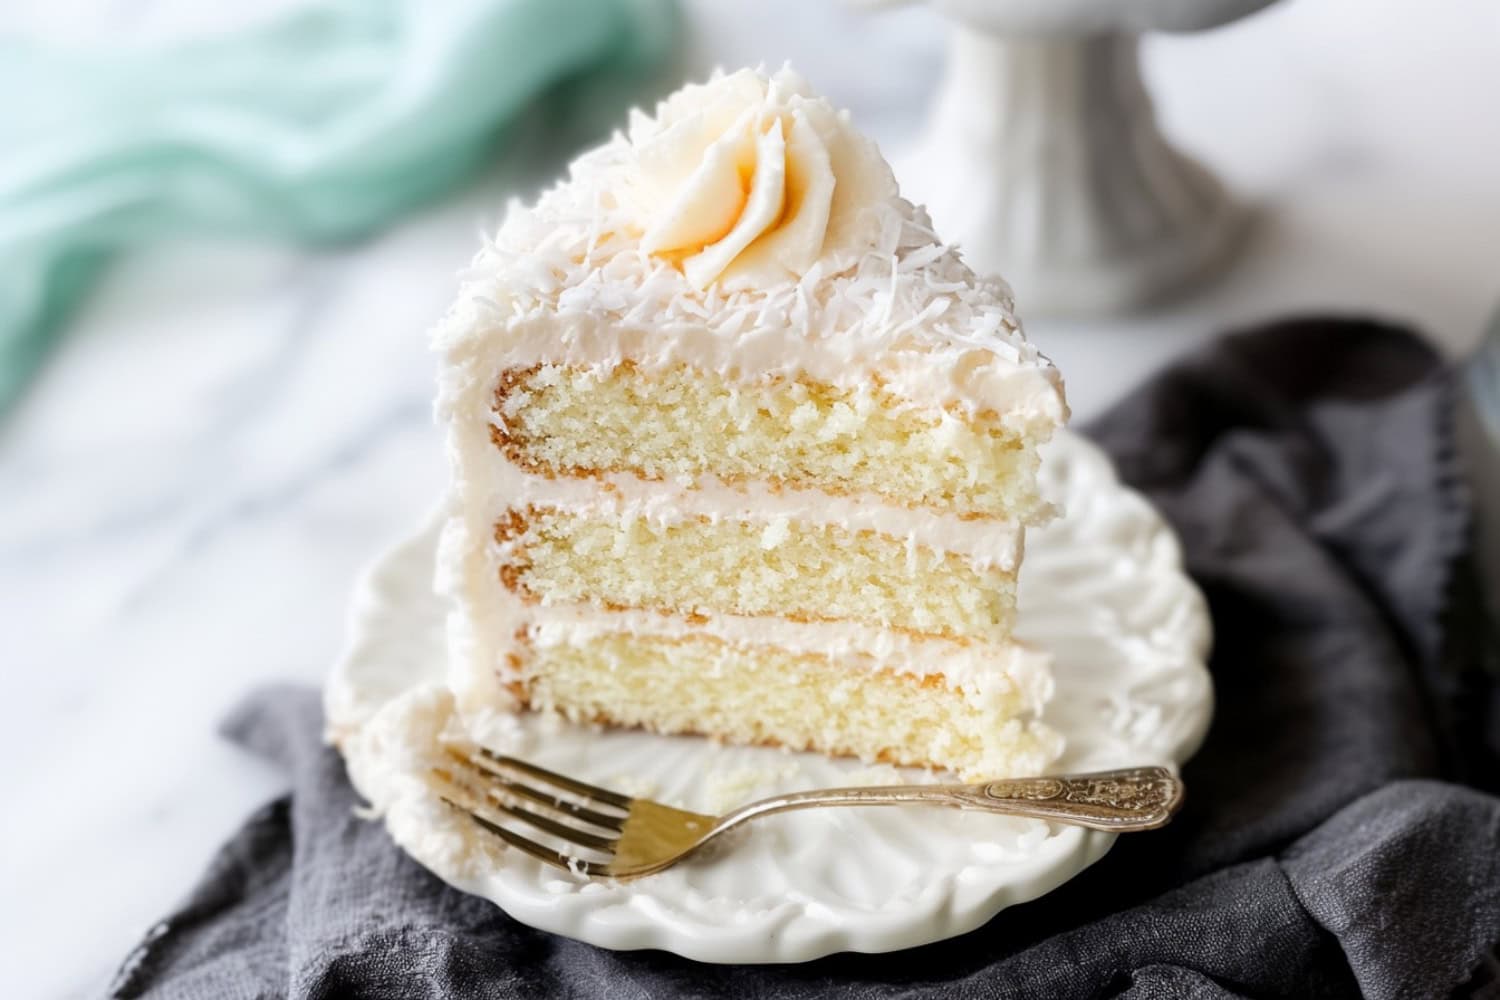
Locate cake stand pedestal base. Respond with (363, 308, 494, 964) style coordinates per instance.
(899, 30, 1245, 315)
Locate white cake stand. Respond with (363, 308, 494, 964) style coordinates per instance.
(854, 0, 1280, 314)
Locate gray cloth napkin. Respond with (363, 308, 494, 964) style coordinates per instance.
(111, 319, 1500, 1000)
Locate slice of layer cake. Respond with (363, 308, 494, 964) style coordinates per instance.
(433, 68, 1069, 779)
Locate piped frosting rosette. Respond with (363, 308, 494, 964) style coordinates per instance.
(626, 68, 898, 290)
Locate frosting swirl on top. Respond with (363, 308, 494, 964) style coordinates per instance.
(439, 68, 1069, 430)
(626, 68, 897, 290)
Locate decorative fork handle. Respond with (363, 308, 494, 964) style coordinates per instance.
(719, 767, 1183, 833)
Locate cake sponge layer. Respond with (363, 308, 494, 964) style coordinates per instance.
(522, 631, 1057, 779)
(494, 364, 1046, 520)
(501, 508, 1016, 642)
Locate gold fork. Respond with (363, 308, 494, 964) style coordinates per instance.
(429, 745, 1184, 880)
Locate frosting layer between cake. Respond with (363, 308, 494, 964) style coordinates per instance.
(478, 460, 1024, 568)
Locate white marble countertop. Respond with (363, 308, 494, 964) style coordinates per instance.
(4, 1, 1499, 996)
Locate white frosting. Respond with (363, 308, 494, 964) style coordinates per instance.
(432, 67, 1068, 428)
(430, 66, 1066, 750)
(527, 602, 1054, 709)
(341, 685, 507, 882)
(489, 458, 1024, 570)
(631, 68, 892, 290)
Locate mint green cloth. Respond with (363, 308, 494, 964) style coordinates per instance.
(0, 0, 676, 415)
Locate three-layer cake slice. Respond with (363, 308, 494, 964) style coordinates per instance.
(433, 68, 1068, 779)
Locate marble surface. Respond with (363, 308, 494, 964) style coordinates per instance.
(4, 1, 1499, 996)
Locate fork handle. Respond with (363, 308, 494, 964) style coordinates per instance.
(718, 767, 1183, 833)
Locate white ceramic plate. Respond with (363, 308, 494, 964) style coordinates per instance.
(325, 430, 1213, 963)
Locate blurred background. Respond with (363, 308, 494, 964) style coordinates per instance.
(3, 0, 1499, 995)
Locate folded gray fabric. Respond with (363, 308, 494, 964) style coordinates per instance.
(111, 319, 1500, 1000)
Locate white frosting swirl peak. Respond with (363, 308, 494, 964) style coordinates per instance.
(628, 68, 894, 290)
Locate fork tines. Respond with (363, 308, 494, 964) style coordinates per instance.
(430, 746, 630, 875)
